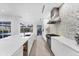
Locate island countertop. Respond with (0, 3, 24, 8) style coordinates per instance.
(0, 33, 33, 56)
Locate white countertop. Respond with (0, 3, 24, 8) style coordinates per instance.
(0, 33, 33, 56)
(51, 36, 79, 53)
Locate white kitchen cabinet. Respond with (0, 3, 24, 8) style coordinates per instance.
(51, 36, 79, 56)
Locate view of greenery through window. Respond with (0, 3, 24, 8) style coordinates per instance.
(20, 23, 33, 33)
(0, 22, 11, 39)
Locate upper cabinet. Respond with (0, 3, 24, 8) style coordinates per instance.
(48, 7, 61, 24)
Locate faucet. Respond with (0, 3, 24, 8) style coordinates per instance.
(75, 32, 79, 44)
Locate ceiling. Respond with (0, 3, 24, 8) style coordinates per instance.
(0, 3, 62, 25)
(0, 3, 43, 24)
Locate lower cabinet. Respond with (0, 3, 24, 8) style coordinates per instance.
(23, 41, 28, 56)
(12, 41, 28, 56)
(12, 46, 23, 56)
(51, 38, 79, 56)
(12, 35, 36, 56)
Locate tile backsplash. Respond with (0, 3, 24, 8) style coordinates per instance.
(57, 4, 79, 40)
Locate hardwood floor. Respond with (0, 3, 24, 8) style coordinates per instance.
(29, 36, 54, 56)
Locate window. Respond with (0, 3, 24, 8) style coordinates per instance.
(0, 21, 11, 39)
(20, 23, 33, 33)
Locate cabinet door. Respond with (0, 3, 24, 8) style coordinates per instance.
(23, 41, 28, 56)
(12, 46, 23, 56)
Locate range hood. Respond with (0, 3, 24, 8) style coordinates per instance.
(47, 7, 61, 24)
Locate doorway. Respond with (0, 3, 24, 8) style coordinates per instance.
(37, 25, 42, 36)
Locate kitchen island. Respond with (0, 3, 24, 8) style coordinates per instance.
(0, 33, 35, 56)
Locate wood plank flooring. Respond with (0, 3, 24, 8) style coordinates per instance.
(29, 36, 54, 56)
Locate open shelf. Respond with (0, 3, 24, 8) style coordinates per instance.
(47, 17, 61, 24)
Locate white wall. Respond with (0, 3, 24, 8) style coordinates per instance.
(42, 13, 51, 41)
(33, 24, 37, 37)
(0, 15, 21, 36)
(11, 17, 21, 36)
(42, 18, 49, 41)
